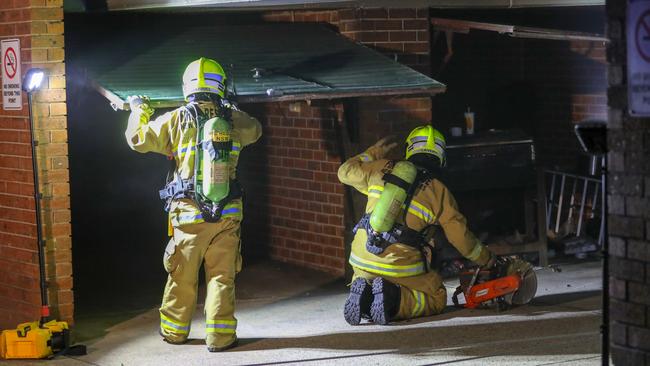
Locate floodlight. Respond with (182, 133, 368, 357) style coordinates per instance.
(23, 68, 45, 93)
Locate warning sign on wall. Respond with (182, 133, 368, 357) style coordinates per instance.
(628, 0, 650, 116)
(1, 39, 22, 111)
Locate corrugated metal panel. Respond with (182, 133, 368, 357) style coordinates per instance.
(86, 23, 445, 109)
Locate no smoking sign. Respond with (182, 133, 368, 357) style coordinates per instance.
(636, 10, 650, 62)
(4, 47, 17, 79)
(1, 39, 22, 111)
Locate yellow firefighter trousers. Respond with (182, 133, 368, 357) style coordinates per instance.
(352, 267, 447, 320)
(160, 217, 242, 348)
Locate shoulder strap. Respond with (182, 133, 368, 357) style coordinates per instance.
(401, 168, 434, 224)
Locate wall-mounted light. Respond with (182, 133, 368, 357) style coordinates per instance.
(23, 68, 45, 93)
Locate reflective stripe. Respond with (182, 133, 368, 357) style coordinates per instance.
(176, 212, 205, 225)
(410, 141, 427, 150)
(173, 141, 239, 157)
(408, 200, 435, 224)
(359, 153, 373, 162)
(206, 319, 237, 334)
(231, 142, 241, 156)
(204, 73, 224, 82)
(411, 289, 425, 317)
(222, 201, 242, 219)
(349, 253, 425, 278)
(467, 242, 484, 262)
(368, 185, 383, 198)
(160, 313, 190, 334)
(173, 143, 197, 157)
(365, 185, 434, 224)
(409, 136, 428, 143)
(221, 208, 240, 216)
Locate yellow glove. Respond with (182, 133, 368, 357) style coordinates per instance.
(481, 250, 498, 269)
(371, 136, 399, 159)
(127, 95, 154, 117)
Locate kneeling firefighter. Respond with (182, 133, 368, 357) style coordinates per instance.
(125, 57, 262, 351)
(338, 125, 498, 325)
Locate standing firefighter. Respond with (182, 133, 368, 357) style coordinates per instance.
(125, 57, 262, 351)
(338, 125, 496, 325)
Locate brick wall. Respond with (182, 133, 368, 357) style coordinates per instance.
(251, 9, 432, 274)
(263, 8, 431, 75)
(607, 1, 650, 364)
(241, 96, 432, 276)
(338, 8, 431, 75)
(242, 102, 346, 275)
(0, 0, 72, 329)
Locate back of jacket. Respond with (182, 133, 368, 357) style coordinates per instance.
(125, 101, 262, 226)
(338, 143, 492, 278)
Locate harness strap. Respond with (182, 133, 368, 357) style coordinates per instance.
(159, 175, 242, 221)
(382, 172, 411, 191)
(159, 178, 195, 211)
(353, 213, 426, 253)
(196, 180, 242, 223)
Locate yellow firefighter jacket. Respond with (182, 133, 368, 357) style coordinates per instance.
(125, 101, 262, 227)
(338, 144, 493, 279)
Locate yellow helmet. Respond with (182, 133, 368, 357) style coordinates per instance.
(182, 57, 227, 101)
(405, 125, 446, 166)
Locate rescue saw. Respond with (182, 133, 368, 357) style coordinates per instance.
(452, 256, 537, 311)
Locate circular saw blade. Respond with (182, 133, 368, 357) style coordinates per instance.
(511, 266, 538, 305)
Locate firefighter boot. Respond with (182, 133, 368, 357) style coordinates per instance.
(344, 278, 373, 325)
(370, 277, 401, 325)
(207, 337, 238, 352)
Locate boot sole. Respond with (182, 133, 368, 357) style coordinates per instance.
(371, 277, 389, 325)
(344, 279, 369, 325)
(208, 338, 238, 352)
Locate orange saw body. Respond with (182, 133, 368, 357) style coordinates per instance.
(452, 256, 537, 311)
(464, 274, 521, 309)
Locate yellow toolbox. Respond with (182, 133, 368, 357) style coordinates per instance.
(0, 320, 69, 359)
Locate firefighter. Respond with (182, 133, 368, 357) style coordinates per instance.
(125, 57, 262, 351)
(338, 125, 496, 325)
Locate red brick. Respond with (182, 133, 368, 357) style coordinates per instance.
(404, 42, 429, 54)
(390, 31, 417, 42)
(0, 143, 32, 158)
(403, 19, 428, 30)
(0, 9, 29, 22)
(375, 20, 403, 31)
(357, 31, 389, 43)
(359, 8, 388, 19)
(389, 9, 416, 18)
(0, 207, 35, 223)
(338, 9, 357, 21)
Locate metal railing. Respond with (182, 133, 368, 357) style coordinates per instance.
(545, 168, 604, 247)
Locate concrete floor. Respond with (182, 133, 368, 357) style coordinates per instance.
(2, 260, 603, 366)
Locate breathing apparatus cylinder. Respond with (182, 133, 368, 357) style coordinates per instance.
(196, 116, 231, 203)
(369, 161, 418, 233)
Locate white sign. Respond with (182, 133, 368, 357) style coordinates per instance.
(1, 39, 21, 110)
(628, 0, 650, 116)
